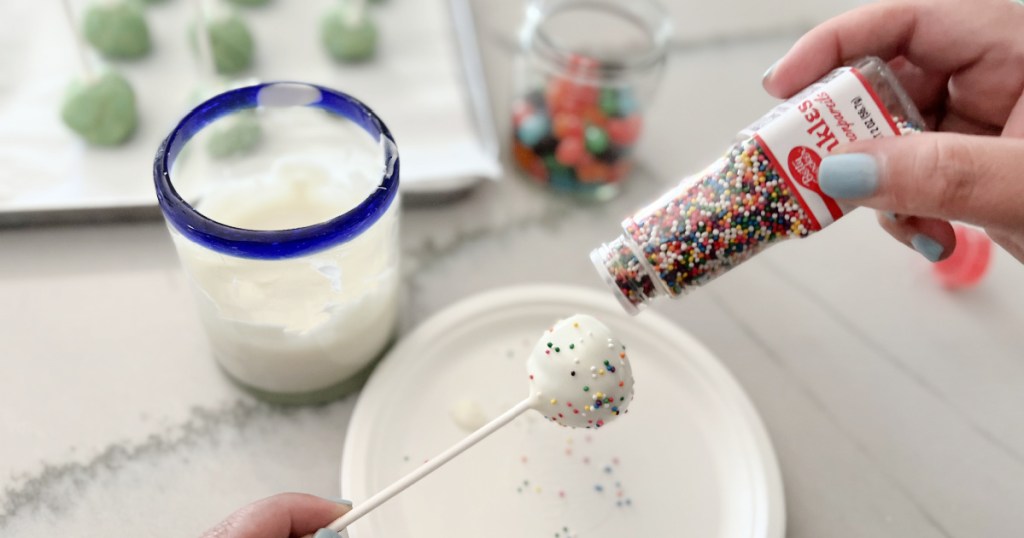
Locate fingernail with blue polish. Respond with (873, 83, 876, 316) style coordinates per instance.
(818, 154, 879, 199)
(320, 497, 353, 506)
(911, 234, 945, 262)
(314, 528, 342, 538)
(882, 211, 897, 222)
(762, 60, 778, 83)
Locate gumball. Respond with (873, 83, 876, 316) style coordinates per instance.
(577, 161, 609, 183)
(517, 114, 550, 147)
(608, 115, 643, 146)
(555, 136, 586, 166)
(584, 125, 610, 154)
(933, 225, 993, 289)
(552, 112, 584, 139)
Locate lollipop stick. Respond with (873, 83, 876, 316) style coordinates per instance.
(343, 0, 367, 27)
(59, 0, 95, 81)
(327, 396, 535, 532)
(190, 0, 216, 81)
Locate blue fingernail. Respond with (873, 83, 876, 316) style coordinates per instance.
(762, 60, 778, 82)
(323, 497, 353, 507)
(883, 211, 897, 221)
(314, 528, 342, 538)
(818, 153, 879, 199)
(911, 234, 944, 262)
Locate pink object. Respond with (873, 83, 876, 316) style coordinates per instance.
(933, 225, 993, 289)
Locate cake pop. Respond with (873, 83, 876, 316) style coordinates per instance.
(83, 1, 151, 60)
(191, 7, 254, 75)
(527, 314, 634, 428)
(187, 0, 262, 158)
(321, 0, 378, 63)
(323, 314, 634, 533)
(59, 0, 138, 146)
(62, 72, 138, 146)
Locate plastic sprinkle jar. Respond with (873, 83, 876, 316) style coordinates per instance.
(592, 57, 926, 313)
(512, 0, 672, 200)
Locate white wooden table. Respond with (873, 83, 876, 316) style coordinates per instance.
(2, 1, 1023, 536)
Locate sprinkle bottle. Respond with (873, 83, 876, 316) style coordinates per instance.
(591, 57, 925, 313)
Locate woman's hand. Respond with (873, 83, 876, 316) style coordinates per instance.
(763, 0, 1024, 262)
(201, 493, 350, 538)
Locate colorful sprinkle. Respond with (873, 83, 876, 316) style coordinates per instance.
(526, 314, 634, 429)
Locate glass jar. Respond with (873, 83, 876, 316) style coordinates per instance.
(154, 82, 401, 404)
(512, 0, 672, 201)
(592, 57, 925, 313)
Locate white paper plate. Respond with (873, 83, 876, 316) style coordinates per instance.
(0, 0, 499, 222)
(340, 285, 785, 538)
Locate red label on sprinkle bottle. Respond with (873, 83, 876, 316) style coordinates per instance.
(754, 67, 902, 229)
(591, 57, 927, 314)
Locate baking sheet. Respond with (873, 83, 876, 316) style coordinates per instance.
(0, 0, 500, 223)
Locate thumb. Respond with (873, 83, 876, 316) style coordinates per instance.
(816, 133, 1024, 229)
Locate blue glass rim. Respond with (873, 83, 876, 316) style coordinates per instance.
(153, 81, 400, 260)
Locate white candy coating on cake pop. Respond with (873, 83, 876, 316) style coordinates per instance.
(526, 314, 634, 429)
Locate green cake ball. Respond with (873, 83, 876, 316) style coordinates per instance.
(206, 110, 262, 158)
(190, 82, 262, 158)
(193, 13, 254, 75)
(61, 72, 138, 146)
(83, 1, 151, 60)
(225, 0, 272, 6)
(321, 8, 378, 63)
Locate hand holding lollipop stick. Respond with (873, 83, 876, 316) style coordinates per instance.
(325, 314, 635, 533)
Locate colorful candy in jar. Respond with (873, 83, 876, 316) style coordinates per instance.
(512, 54, 642, 194)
